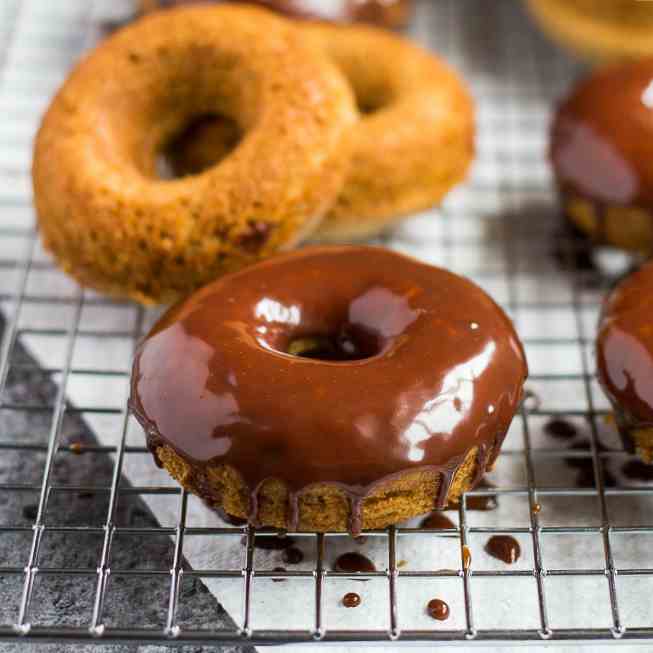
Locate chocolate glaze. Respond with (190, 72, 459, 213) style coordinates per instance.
(597, 261, 653, 428)
(342, 592, 361, 608)
(485, 535, 521, 564)
(427, 598, 450, 621)
(145, 0, 413, 28)
(334, 552, 376, 575)
(130, 246, 527, 533)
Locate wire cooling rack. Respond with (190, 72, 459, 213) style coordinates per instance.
(3, 0, 653, 647)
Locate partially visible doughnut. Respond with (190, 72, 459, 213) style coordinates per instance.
(597, 261, 653, 463)
(33, 5, 356, 304)
(550, 59, 653, 254)
(526, 0, 653, 62)
(168, 23, 475, 242)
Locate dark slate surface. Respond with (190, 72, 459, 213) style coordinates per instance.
(0, 314, 254, 653)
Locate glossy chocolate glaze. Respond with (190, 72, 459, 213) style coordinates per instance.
(147, 0, 413, 27)
(551, 59, 653, 227)
(130, 246, 527, 531)
(597, 261, 653, 426)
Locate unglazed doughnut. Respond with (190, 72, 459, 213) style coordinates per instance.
(33, 5, 356, 304)
(597, 261, 653, 463)
(550, 59, 653, 254)
(130, 246, 527, 533)
(168, 23, 475, 242)
(526, 0, 653, 62)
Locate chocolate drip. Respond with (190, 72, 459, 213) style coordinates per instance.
(485, 535, 521, 564)
(215, 507, 247, 526)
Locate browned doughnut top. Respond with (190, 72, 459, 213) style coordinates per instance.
(551, 59, 653, 208)
(130, 246, 527, 495)
(598, 261, 653, 424)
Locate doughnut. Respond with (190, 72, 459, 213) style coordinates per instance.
(130, 246, 527, 532)
(597, 261, 653, 463)
(167, 23, 475, 242)
(32, 5, 356, 304)
(526, 0, 653, 62)
(550, 59, 653, 255)
(140, 0, 414, 29)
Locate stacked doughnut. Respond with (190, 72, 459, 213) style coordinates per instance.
(33, 3, 474, 304)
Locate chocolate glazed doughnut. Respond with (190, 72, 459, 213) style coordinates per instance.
(130, 246, 527, 533)
(597, 261, 653, 463)
(550, 59, 653, 254)
(33, 5, 356, 304)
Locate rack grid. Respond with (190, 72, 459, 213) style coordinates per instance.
(2, 0, 653, 647)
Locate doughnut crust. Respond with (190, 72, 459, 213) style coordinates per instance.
(168, 23, 475, 241)
(526, 0, 653, 62)
(32, 5, 356, 304)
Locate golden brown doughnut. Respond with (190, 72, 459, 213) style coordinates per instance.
(33, 5, 356, 304)
(526, 0, 653, 62)
(168, 23, 475, 242)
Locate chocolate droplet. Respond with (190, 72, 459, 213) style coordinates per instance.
(427, 598, 450, 621)
(485, 535, 521, 564)
(334, 552, 376, 578)
(342, 592, 361, 608)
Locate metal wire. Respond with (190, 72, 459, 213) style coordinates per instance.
(2, 0, 653, 646)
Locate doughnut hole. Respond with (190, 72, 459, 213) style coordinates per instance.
(252, 285, 418, 363)
(157, 113, 243, 178)
(285, 325, 380, 361)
